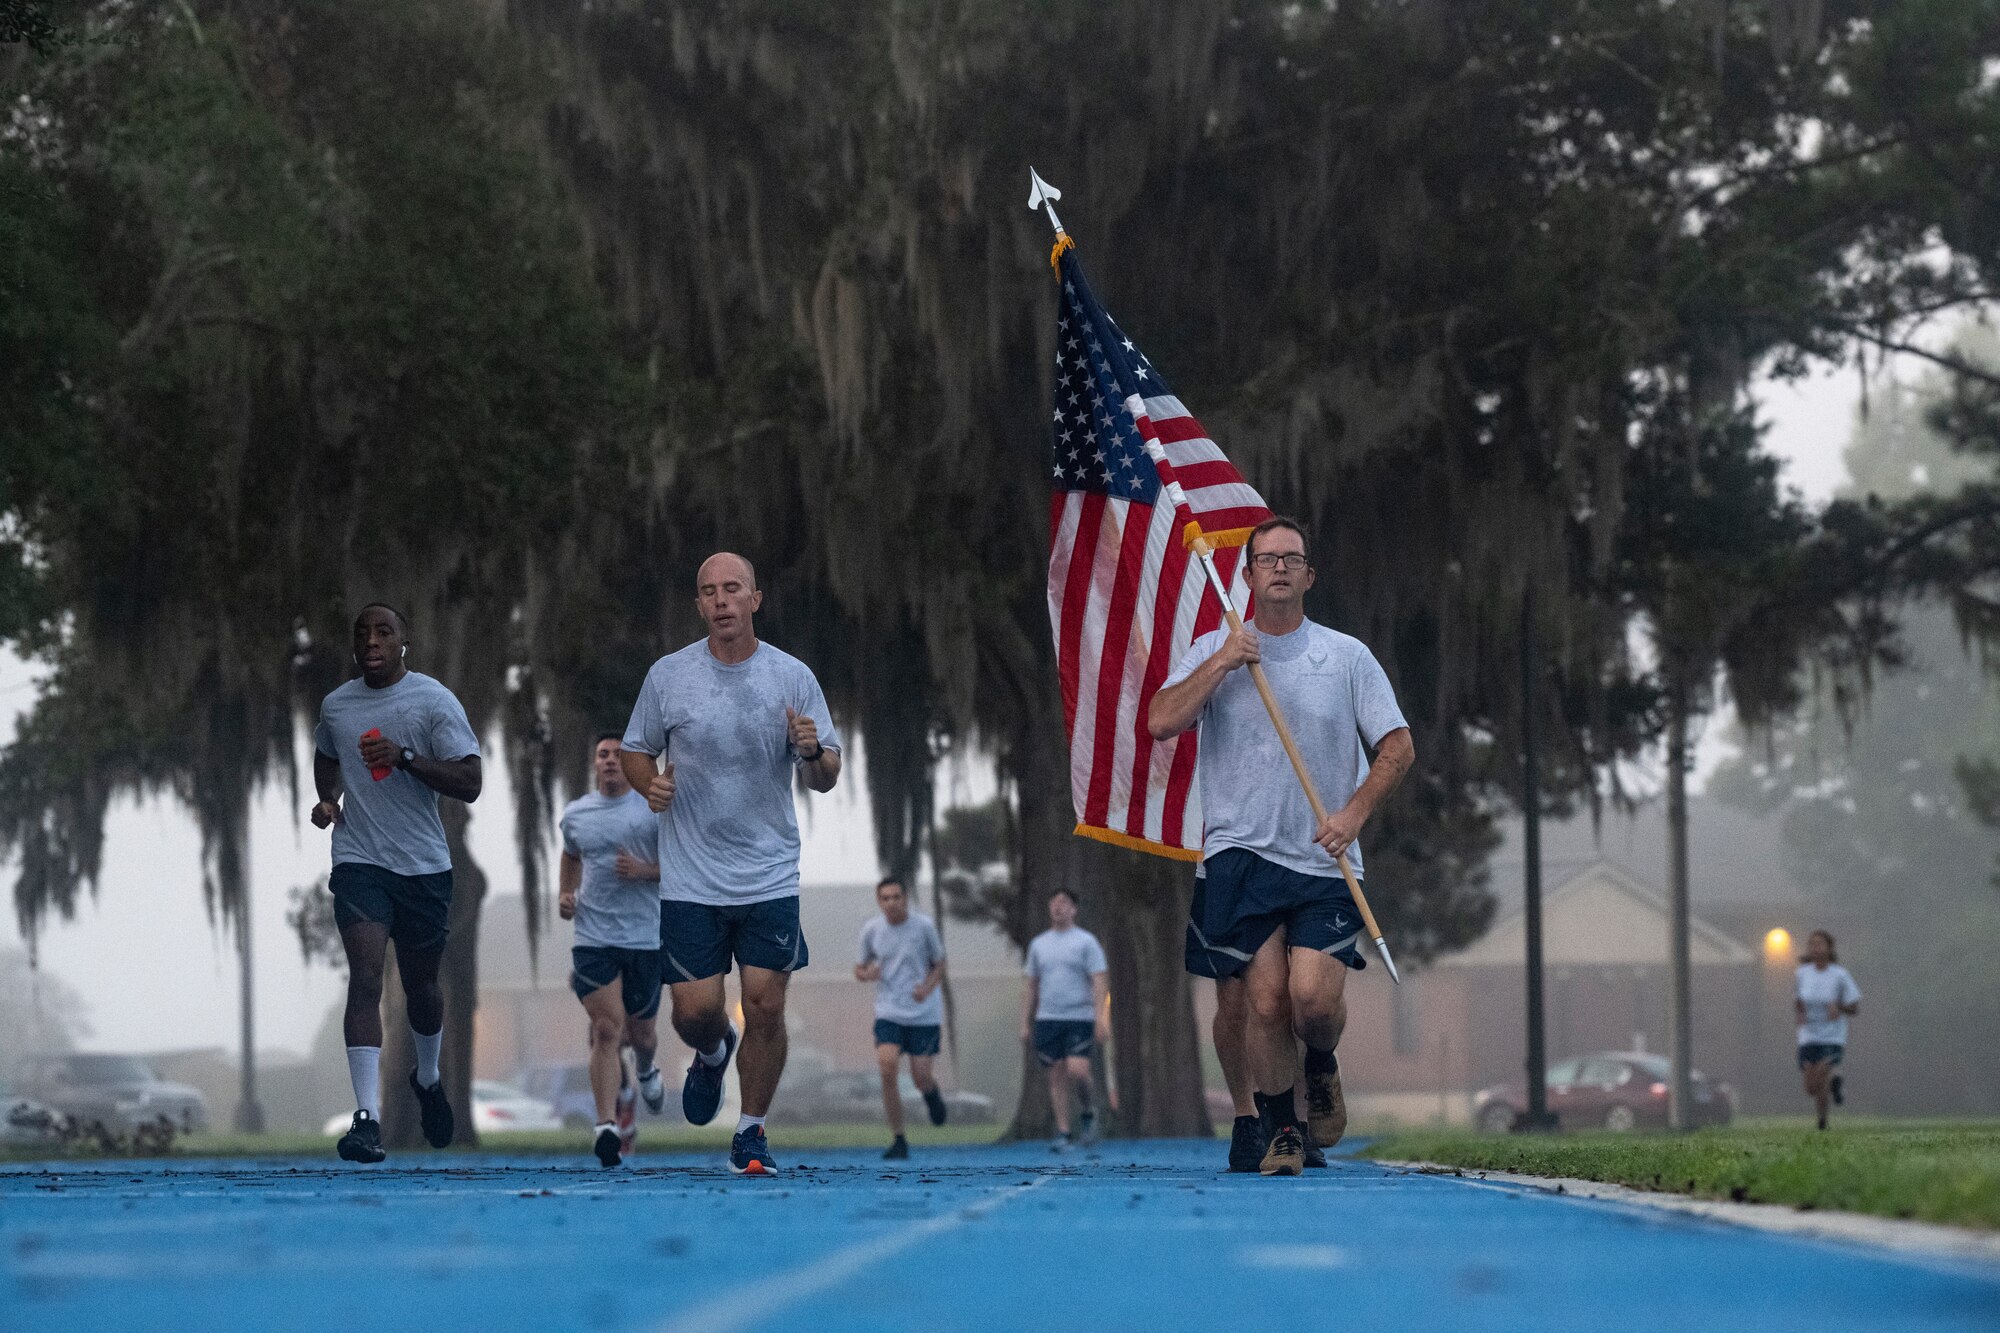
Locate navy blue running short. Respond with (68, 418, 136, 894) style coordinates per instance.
(1184, 847, 1366, 980)
(1797, 1042, 1844, 1068)
(1033, 1019, 1096, 1067)
(658, 895, 808, 982)
(571, 945, 663, 1020)
(873, 1020, 943, 1056)
(329, 861, 453, 954)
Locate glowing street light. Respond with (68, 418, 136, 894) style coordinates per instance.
(1763, 927, 1793, 961)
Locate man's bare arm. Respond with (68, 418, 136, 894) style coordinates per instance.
(1148, 624, 1260, 739)
(557, 851, 582, 920)
(1313, 728, 1416, 860)
(310, 751, 343, 828)
(409, 754, 482, 804)
(800, 746, 841, 794)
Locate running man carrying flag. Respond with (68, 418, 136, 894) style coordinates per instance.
(1035, 172, 1412, 1174)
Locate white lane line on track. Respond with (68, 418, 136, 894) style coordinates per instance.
(653, 1175, 1055, 1333)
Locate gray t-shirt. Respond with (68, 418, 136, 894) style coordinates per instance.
(857, 912, 947, 1026)
(622, 639, 842, 906)
(1163, 619, 1407, 879)
(313, 671, 481, 877)
(1025, 926, 1108, 1022)
(560, 788, 661, 949)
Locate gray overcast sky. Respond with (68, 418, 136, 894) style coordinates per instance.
(0, 358, 1872, 1059)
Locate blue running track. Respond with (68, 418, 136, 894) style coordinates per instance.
(3, 1141, 1996, 1331)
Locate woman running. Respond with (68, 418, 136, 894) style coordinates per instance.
(1794, 929, 1861, 1131)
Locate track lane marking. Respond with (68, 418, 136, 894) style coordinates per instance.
(653, 1175, 1054, 1333)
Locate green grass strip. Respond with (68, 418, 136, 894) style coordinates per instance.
(1361, 1118, 2000, 1230)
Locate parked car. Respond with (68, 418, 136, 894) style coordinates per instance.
(512, 1062, 598, 1128)
(1474, 1052, 1734, 1132)
(773, 1069, 996, 1126)
(0, 1092, 70, 1148)
(319, 1080, 563, 1136)
(13, 1054, 209, 1136)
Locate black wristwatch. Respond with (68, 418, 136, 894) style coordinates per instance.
(799, 741, 825, 763)
(396, 747, 416, 771)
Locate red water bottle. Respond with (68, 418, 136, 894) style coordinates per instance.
(362, 728, 393, 782)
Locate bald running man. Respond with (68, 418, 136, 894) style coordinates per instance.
(621, 553, 843, 1175)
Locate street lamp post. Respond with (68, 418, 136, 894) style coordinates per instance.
(1518, 590, 1557, 1132)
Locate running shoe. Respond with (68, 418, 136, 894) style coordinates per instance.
(883, 1136, 910, 1161)
(923, 1086, 948, 1127)
(594, 1124, 622, 1168)
(682, 1025, 738, 1126)
(730, 1124, 778, 1175)
(616, 1085, 638, 1157)
(336, 1110, 386, 1164)
(1260, 1124, 1305, 1177)
(1302, 1126, 1328, 1169)
(409, 1069, 455, 1149)
(1050, 1132, 1074, 1155)
(1830, 1075, 1844, 1106)
(637, 1062, 666, 1114)
(1227, 1114, 1266, 1173)
(1303, 1063, 1347, 1149)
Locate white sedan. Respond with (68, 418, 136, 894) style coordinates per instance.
(320, 1080, 562, 1136)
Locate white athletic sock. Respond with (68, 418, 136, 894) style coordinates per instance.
(346, 1046, 382, 1119)
(698, 1031, 731, 1068)
(412, 1027, 442, 1089)
(736, 1113, 765, 1135)
(594, 1120, 616, 1135)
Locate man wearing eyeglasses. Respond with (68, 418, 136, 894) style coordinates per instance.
(1149, 517, 1414, 1176)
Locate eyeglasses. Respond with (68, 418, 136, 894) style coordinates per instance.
(1249, 553, 1309, 571)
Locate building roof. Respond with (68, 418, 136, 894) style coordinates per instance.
(480, 884, 1024, 993)
(1439, 859, 1755, 969)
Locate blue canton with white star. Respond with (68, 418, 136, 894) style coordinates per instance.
(1049, 252, 1174, 503)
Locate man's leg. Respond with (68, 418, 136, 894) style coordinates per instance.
(1243, 929, 1296, 1105)
(397, 943, 447, 1083)
(908, 1053, 939, 1098)
(1213, 977, 1255, 1118)
(1243, 929, 1307, 1174)
(1066, 1052, 1096, 1138)
(338, 921, 390, 1113)
(736, 965, 790, 1118)
(620, 1012, 660, 1104)
(396, 942, 455, 1148)
(876, 1043, 907, 1138)
(668, 975, 730, 1056)
(1289, 945, 1351, 1148)
(580, 981, 629, 1165)
(669, 974, 736, 1127)
(1212, 976, 1268, 1172)
(1045, 1059, 1074, 1137)
(580, 983, 628, 1125)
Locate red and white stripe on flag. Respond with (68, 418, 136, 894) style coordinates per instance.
(1047, 389, 1272, 860)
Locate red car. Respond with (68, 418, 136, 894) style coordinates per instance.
(1474, 1052, 1734, 1132)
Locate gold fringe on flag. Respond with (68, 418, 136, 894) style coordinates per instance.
(1049, 231, 1075, 271)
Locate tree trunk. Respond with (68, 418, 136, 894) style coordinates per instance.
(1003, 694, 1210, 1140)
(382, 801, 487, 1149)
(232, 882, 265, 1133)
(1664, 671, 1696, 1131)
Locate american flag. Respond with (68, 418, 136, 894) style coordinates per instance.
(1046, 247, 1272, 860)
